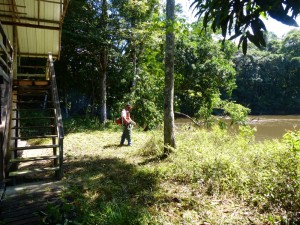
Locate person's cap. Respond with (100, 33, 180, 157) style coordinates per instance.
(126, 103, 132, 107)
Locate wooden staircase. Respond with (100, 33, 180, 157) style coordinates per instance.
(7, 56, 64, 184)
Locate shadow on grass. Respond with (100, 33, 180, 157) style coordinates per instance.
(62, 117, 121, 135)
(138, 154, 167, 166)
(102, 144, 134, 148)
(61, 156, 158, 224)
(103, 144, 123, 149)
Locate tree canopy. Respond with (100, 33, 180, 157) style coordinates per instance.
(192, 0, 300, 53)
(233, 29, 300, 114)
(56, 0, 300, 131)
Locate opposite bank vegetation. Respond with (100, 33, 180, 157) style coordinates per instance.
(38, 118, 300, 225)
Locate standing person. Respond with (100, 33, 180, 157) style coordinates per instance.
(120, 104, 136, 146)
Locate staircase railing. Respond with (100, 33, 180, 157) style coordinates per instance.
(47, 53, 64, 179)
(0, 22, 13, 184)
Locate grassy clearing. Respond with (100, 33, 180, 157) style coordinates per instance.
(40, 120, 300, 224)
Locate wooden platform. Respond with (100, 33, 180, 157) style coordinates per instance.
(0, 181, 64, 225)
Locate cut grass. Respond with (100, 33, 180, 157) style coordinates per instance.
(39, 124, 300, 224)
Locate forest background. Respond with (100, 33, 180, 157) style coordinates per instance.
(55, 0, 300, 129)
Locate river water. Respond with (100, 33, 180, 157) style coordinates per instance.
(175, 115, 300, 141)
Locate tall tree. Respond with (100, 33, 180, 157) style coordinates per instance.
(164, 0, 176, 153)
(99, 0, 108, 123)
(281, 29, 300, 58)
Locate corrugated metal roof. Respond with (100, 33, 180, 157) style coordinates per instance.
(0, 0, 69, 58)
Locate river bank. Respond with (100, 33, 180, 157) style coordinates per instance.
(175, 115, 300, 141)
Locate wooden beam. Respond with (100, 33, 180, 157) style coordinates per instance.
(0, 67, 10, 82)
(18, 52, 58, 58)
(17, 73, 45, 77)
(0, 42, 12, 63)
(0, 56, 11, 71)
(38, 0, 40, 26)
(0, 3, 25, 8)
(0, 15, 60, 25)
(38, 0, 64, 4)
(0, 10, 26, 15)
(18, 65, 45, 69)
(1, 21, 60, 30)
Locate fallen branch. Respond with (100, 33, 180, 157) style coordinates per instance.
(175, 112, 203, 127)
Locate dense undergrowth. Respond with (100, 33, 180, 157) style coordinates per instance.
(40, 118, 300, 224)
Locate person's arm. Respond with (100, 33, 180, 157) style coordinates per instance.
(127, 113, 136, 126)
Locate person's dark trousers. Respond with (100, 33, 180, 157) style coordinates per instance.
(120, 125, 132, 146)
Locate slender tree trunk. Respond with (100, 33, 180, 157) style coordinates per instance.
(64, 94, 69, 118)
(99, 49, 107, 122)
(131, 21, 138, 93)
(132, 42, 137, 89)
(164, 0, 176, 154)
(99, 0, 108, 123)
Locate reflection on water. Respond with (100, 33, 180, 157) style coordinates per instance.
(175, 115, 300, 141)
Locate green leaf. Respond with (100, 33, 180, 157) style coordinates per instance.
(229, 31, 242, 41)
(246, 31, 261, 48)
(237, 36, 244, 49)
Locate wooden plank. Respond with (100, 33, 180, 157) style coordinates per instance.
(14, 85, 50, 89)
(12, 117, 55, 120)
(1, 193, 61, 207)
(11, 125, 55, 129)
(12, 108, 55, 111)
(2, 184, 62, 199)
(1, 196, 60, 213)
(17, 65, 45, 69)
(10, 144, 59, 151)
(13, 80, 33, 86)
(11, 135, 58, 140)
(13, 100, 53, 104)
(9, 167, 60, 177)
(0, 214, 40, 225)
(1, 201, 52, 216)
(0, 191, 61, 224)
(0, 22, 13, 53)
(10, 155, 59, 163)
(0, 55, 11, 72)
(0, 41, 12, 63)
(0, 66, 10, 82)
(34, 80, 50, 86)
(14, 92, 48, 96)
(17, 73, 45, 78)
(0, 200, 59, 224)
